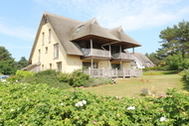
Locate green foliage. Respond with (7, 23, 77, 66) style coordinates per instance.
(180, 69, 189, 82)
(23, 69, 71, 90)
(0, 46, 17, 75)
(0, 47, 29, 75)
(145, 52, 160, 65)
(157, 20, 189, 59)
(16, 70, 34, 78)
(156, 53, 189, 71)
(156, 20, 189, 71)
(6, 75, 21, 83)
(15, 57, 29, 70)
(88, 77, 113, 87)
(0, 82, 189, 125)
(6, 70, 34, 83)
(69, 69, 90, 87)
(57, 72, 70, 83)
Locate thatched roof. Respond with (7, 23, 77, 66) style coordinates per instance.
(133, 52, 155, 67)
(29, 12, 84, 62)
(70, 18, 119, 42)
(29, 12, 141, 63)
(110, 26, 141, 49)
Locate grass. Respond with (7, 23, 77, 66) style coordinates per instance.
(83, 71, 186, 98)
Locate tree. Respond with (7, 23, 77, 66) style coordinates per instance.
(16, 57, 29, 70)
(157, 20, 189, 59)
(145, 52, 160, 65)
(0, 46, 16, 75)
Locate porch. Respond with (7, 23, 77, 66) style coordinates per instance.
(112, 52, 134, 60)
(81, 48, 111, 58)
(83, 68, 142, 78)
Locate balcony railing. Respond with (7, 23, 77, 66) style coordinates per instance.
(81, 48, 111, 58)
(112, 52, 134, 60)
(83, 68, 142, 78)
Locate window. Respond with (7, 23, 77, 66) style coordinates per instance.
(111, 64, 120, 69)
(42, 32, 45, 46)
(48, 29, 51, 43)
(75, 25, 84, 33)
(54, 43, 59, 59)
(83, 62, 98, 68)
(38, 49, 41, 62)
(57, 62, 62, 72)
(45, 47, 48, 54)
(42, 64, 44, 71)
(49, 63, 52, 69)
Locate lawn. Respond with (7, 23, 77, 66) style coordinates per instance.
(84, 72, 185, 97)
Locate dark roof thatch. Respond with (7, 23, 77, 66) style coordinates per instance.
(110, 26, 141, 48)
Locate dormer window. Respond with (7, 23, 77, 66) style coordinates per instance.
(75, 25, 84, 33)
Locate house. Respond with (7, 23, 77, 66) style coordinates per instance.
(24, 12, 142, 77)
(132, 52, 155, 69)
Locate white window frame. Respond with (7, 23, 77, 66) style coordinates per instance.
(54, 43, 59, 59)
(48, 29, 51, 43)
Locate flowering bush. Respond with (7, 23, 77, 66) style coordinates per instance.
(0, 82, 189, 125)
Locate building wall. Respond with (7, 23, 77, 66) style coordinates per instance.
(98, 61, 111, 68)
(122, 61, 131, 69)
(31, 22, 82, 73)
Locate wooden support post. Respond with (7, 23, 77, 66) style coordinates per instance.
(90, 39, 93, 55)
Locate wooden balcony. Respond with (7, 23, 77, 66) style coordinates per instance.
(83, 68, 142, 78)
(81, 48, 111, 58)
(112, 52, 134, 60)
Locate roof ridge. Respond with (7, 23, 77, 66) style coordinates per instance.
(44, 11, 82, 23)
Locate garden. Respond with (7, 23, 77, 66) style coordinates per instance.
(0, 69, 189, 125)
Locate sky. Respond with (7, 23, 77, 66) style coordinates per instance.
(1, 0, 189, 61)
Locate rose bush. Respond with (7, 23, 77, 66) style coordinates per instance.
(0, 82, 189, 126)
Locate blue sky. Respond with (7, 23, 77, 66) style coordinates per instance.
(1, 0, 189, 61)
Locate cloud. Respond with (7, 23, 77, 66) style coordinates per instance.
(0, 18, 35, 41)
(34, 0, 189, 31)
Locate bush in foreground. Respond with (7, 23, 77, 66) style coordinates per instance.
(0, 82, 189, 126)
(10, 69, 112, 88)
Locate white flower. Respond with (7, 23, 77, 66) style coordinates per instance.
(127, 106, 135, 110)
(82, 100, 87, 104)
(75, 100, 87, 107)
(10, 109, 15, 112)
(0, 109, 2, 111)
(60, 103, 64, 105)
(75, 103, 79, 107)
(160, 117, 166, 122)
(78, 101, 83, 106)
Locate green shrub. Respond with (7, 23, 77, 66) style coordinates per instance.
(180, 69, 189, 82)
(6, 75, 21, 83)
(23, 69, 71, 90)
(57, 72, 70, 83)
(16, 70, 34, 78)
(69, 69, 90, 87)
(0, 83, 189, 125)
